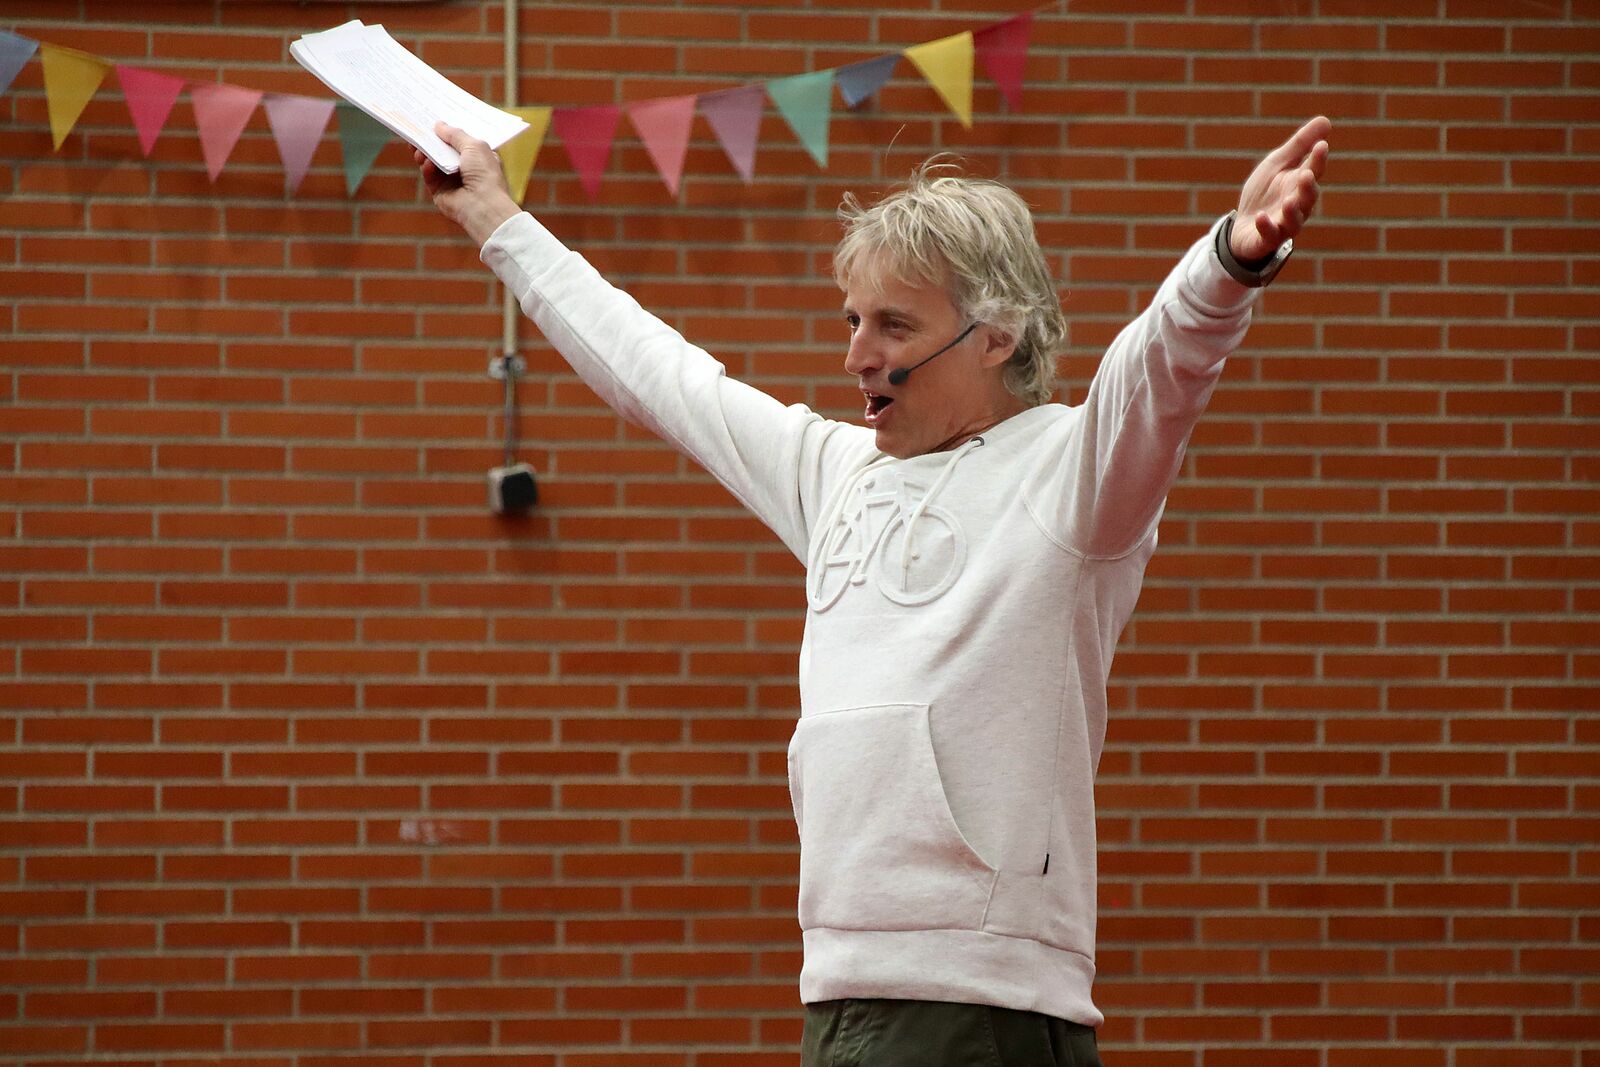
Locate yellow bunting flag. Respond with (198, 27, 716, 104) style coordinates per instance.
(499, 106, 552, 203)
(902, 30, 974, 129)
(40, 43, 110, 149)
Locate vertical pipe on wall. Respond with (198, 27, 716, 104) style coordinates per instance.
(500, 0, 519, 364)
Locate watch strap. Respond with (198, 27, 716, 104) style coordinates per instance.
(1217, 210, 1293, 288)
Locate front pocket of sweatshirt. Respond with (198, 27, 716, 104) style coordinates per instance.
(787, 702, 997, 932)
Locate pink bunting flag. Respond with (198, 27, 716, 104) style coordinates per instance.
(263, 93, 335, 195)
(116, 65, 185, 158)
(628, 94, 696, 197)
(190, 81, 262, 182)
(699, 84, 764, 183)
(553, 104, 621, 202)
(974, 11, 1032, 111)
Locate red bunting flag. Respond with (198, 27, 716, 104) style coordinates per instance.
(553, 104, 622, 202)
(116, 65, 185, 158)
(974, 11, 1032, 112)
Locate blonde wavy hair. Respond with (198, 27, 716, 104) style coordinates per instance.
(832, 157, 1067, 407)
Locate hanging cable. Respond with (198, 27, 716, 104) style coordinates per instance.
(485, 0, 537, 513)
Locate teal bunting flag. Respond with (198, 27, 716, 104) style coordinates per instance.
(335, 102, 390, 195)
(766, 69, 834, 168)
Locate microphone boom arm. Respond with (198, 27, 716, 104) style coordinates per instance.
(886, 321, 981, 386)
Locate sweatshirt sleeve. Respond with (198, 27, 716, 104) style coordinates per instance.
(479, 212, 870, 562)
(1024, 217, 1264, 558)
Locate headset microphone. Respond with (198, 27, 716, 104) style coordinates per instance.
(886, 322, 980, 386)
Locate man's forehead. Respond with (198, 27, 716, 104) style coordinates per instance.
(841, 266, 954, 316)
(844, 295, 921, 316)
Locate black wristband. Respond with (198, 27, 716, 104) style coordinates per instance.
(1217, 211, 1293, 287)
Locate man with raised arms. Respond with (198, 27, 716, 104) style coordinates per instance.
(418, 115, 1330, 1066)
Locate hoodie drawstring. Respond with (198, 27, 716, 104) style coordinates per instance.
(808, 454, 898, 587)
(900, 435, 983, 591)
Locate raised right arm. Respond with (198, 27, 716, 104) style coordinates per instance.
(417, 125, 874, 560)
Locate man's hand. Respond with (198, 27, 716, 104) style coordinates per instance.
(416, 122, 522, 247)
(1231, 115, 1331, 263)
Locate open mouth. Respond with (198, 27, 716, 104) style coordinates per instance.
(864, 391, 895, 422)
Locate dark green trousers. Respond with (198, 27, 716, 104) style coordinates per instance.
(802, 998, 1102, 1067)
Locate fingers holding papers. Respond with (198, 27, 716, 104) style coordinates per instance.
(418, 121, 522, 247)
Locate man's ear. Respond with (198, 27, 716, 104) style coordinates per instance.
(979, 325, 1018, 370)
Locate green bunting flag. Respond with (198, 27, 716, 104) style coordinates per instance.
(335, 102, 390, 195)
(766, 69, 834, 168)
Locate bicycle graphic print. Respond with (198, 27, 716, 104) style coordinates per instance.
(807, 471, 969, 612)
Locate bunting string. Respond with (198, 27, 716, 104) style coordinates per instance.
(0, 9, 1037, 202)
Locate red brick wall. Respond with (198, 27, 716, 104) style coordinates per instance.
(3, 1, 1598, 1063)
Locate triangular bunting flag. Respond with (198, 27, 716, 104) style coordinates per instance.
(116, 65, 185, 158)
(836, 54, 898, 110)
(335, 102, 389, 196)
(974, 11, 1032, 111)
(190, 81, 261, 182)
(498, 106, 552, 203)
(903, 30, 975, 129)
(40, 43, 109, 150)
(263, 93, 334, 195)
(766, 70, 833, 168)
(0, 31, 39, 97)
(628, 94, 696, 198)
(553, 104, 621, 202)
(698, 83, 764, 183)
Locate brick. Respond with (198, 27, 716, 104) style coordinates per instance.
(164, 987, 294, 1018)
(24, 922, 158, 952)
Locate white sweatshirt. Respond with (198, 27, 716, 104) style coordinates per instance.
(481, 212, 1262, 1027)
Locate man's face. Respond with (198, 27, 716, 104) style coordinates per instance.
(842, 265, 1015, 459)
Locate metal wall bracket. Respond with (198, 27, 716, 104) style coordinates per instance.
(488, 354, 526, 380)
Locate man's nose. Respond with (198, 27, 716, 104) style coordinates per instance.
(843, 330, 880, 376)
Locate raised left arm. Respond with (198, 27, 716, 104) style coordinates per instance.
(1026, 117, 1334, 556)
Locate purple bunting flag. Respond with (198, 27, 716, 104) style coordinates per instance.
(699, 83, 765, 184)
(264, 93, 335, 195)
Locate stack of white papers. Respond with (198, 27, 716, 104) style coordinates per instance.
(291, 20, 528, 174)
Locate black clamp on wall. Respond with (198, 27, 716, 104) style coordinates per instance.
(488, 352, 538, 514)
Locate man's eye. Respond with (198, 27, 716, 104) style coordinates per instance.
(845, 316, 860, 331)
